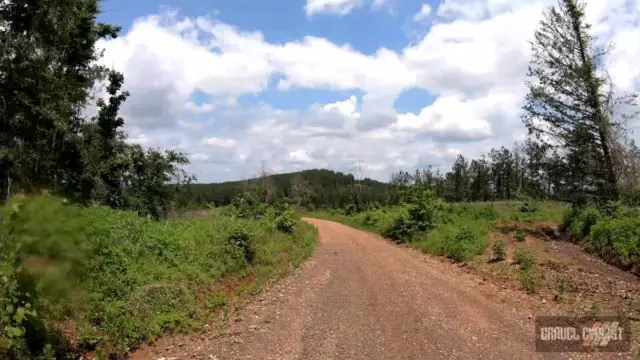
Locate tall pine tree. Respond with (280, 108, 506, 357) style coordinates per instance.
(522, 0, 622, 202)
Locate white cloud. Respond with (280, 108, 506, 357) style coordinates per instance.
(304, 0, 395, 17)
(305, 0, 362, 16)
(395, 94, 494, 141)
(185, 101, 215, 114)
(288, 149, 314, 163)
(190, 153, 210, 161)
(322, 95, 360, 121)
(203, 137, 237, 148)
(100, 1, 640, 182)
(413, 4, 432, 21)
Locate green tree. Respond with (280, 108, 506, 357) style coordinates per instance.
(522, 0, 633, 202)
(0, 0, 193, 216)
(469, 157, 491, 201)
(445, 155, 470, 202)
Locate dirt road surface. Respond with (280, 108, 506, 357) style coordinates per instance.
(134, 219, 631, 360)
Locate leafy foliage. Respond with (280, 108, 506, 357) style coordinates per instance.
(383, 214, 414, 244)
(0, 0, 193, 217)
(441, 227, 486, 263)
(231, 192, 267, 220)
(588, 214, 640, 273)
(382, 191, 443, 244)
(0, 195, 317, 359)
(227, 228, 256, 264)
(273, 204, 297, 235)
(563, 205, 602, 239)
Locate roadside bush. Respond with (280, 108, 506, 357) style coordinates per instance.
(520, 268, 538, 293)
(343, 204, 358, 216)
(444, 227, 486, 262)
(514, 246, 537, 293)
(383, 214, 414, 244)
(407, 202, 440, 232)
(382, 199, 443, 244)
(563, 205, 602, 240)
(492, 240, 506, 261)
(274, 211, 297, 234)
(361, 213, 379, 228)
(227, 228, 256, 264)
(231, 192, 267, 219)
(588, 217, 640, 272)
(0, 195, 317, 359)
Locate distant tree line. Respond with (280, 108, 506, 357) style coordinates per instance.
(0, 0, 193, 218)
(391, 139, 639, 206)
(179, 169, 392, 210)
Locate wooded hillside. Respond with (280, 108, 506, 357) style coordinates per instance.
(181, 169, 391, 209)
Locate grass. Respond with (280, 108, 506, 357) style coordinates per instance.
(0, 195, 317, 359)
(309, 201, 568, 265)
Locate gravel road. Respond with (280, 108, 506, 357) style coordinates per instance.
(133, 219, 631, 360)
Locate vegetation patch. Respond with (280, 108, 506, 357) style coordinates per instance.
(561, 204, 640, 275)
(0, 195, 317, 359)
(492, 240, 506, 262)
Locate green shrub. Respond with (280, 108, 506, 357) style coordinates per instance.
(275, 214, 296, 234)
(514, 247, 535, 270)
(231, 192, 267, 219)
(563, 205, 602, 239)
(515, 230, 527, 242)
(361, 213, 379, 228)
(227, 228, 256, 264)
(492, 240, 506, 261)
(383, 214, 414, 244)
(444, 227, 486, 263)
(343, 204, 357, 216)
(589, 216, 640, 271)
(0, 195, 317, 359)
(272, 204, 297, 234)
(382, 199, 443, 244)
(407, 202, 440, 232)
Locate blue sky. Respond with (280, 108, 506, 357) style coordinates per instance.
(96, 0, 640, 182)
(101, 0, 431, 52)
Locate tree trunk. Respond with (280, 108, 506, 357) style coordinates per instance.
(568, 0, 618, 200)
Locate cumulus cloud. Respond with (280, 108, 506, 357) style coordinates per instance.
(305, 0, 362, 16)
(304, 0, 391, 16)
(100, 0, 640, 182)
(413, 4, 432, 21)
(203, 137, 237, 148)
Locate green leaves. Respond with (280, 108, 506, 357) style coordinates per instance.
(1, 0, 193, 218)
